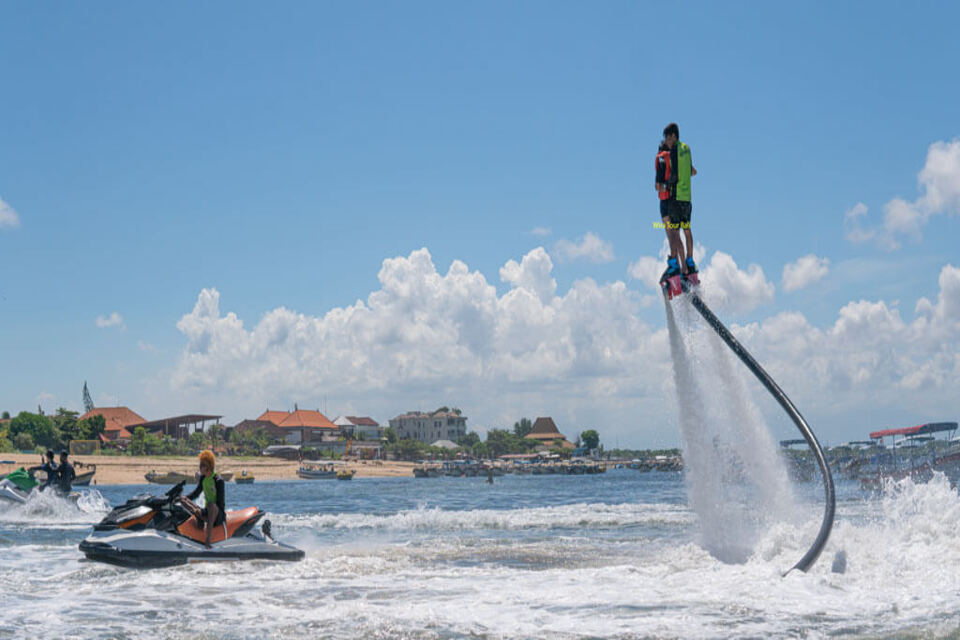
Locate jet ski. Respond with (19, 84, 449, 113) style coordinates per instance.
(79, 480, 305, 568)
(0, 477, 30, 505)
(1, 468, 82, 507)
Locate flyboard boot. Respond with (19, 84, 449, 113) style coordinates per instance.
(681, 257, 699, 292)
(659, 257, 684, 300)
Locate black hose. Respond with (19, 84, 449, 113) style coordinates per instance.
(688, 292, 835, 574)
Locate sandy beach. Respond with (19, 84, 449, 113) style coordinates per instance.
(0, 453, 416, 484)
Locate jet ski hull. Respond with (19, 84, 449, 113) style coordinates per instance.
(0, 479, 28, 505)
(79, 528, 305, 568)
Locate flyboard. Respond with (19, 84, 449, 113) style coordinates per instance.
(662, 272, 836, 574)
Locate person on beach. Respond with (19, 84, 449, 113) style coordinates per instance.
(662, 122, 697, 277)
(177, 449, 226, 548)
(55, 450, 76, 495)
(28, 450, 58, 491)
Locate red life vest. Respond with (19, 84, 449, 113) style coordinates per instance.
(656, 150, 672, 201)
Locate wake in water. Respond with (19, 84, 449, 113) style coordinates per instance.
(665, 293, 796, 564)
(0, 488, 111, 525)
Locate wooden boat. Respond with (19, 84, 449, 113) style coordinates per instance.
(336, 469, 355, 480)
(297, 463, 338, 479)
(73, 467, 96, 486)
(235, 470, 255, 484)
(144, 470, 234, 484)
(145, 470, 196, 484)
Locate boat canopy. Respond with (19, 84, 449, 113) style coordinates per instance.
(780, 439, 807, 447)
(869, 422, 958, 440)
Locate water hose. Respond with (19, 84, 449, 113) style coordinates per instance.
(688, 292, 835, 574)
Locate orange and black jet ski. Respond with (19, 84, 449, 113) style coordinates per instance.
(79, 481, 304, 568)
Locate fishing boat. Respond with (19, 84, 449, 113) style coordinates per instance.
(145, 470, 197, 484)
(336, 469, 355, 480)
(235, 470, 255, 484)
(296, 462, 340, 479)
(73, 466, 96, 486)
(145, 470, 234, 484)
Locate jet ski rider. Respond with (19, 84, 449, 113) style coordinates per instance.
(177, 449, 226, 548)
(56, 450, 76, 495)
(28, 450, 59, 491)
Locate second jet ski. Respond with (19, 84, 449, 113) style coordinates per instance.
(79, 481, 304, 568)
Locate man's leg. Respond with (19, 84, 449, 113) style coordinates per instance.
(204, 503, 219, 548)
(683, 228, 694, 265)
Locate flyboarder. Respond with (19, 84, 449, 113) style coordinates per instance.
(655, 141, 685, 269)
(662, 122, 697, 280)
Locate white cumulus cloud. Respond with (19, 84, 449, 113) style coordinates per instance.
(161, 246, 960, 447)
(96, 312, 125, 329)
(170, 248, 665, 435)
(699, 251, 776, 314)
(0, 196, 20, 230)
(845, 139, 960, 249)
(782, 254, 830, 292)
(530, 226, 552, 236)
(553, 232, 614, 263)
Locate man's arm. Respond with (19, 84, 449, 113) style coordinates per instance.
(185, 480, 202, 501)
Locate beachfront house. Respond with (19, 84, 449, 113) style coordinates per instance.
(332, 416, 383, 441)
(257, 408, 339, 445)
(389, 410, 468, 444)
(79, 406, 147, 444)
(524, 417, 575, 450)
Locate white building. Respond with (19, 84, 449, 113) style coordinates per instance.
(332, 416, 383, 441)
(389, 410, 468, 444)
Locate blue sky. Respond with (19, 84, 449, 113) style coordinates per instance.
(1, 2, 958, 448)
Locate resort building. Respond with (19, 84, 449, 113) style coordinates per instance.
(332, 416, 383, 441)
(231, 419, 286, 441)
(389, 410, 468, 444)
(79, 406, 147, 443)
(524, 417, 574, 450)
(257, 408, 339, 445)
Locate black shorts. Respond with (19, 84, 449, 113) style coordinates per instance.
(200, 504, 226, 527)
(668, 199, 692, 226)
(659, 199, 670, 220)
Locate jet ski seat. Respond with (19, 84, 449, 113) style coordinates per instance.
(176, 506, 261, 544)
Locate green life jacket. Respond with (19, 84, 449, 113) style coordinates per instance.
(202, 473, 217, 505)
(675, 141, 692, 202)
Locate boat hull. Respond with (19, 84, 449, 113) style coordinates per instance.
(79, 529, 304, 568)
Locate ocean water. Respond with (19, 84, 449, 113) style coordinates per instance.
(2, 473, 960, 639)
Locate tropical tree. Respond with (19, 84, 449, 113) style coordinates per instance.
(513, 418, 533, 438)
(580, 429, 600, 450)
(383, 427, 398, 444)
(458, 432, 481, 449)
(13, 432, 35, 451)
(187, 431, 206, 452)
(52, 408, 81, 445)
(9, 411, 59, 450)
(129, 426, 148, 455)
(78, 414, 106, 441)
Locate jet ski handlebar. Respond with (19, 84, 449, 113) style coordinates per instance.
(164, 480, 186, 501)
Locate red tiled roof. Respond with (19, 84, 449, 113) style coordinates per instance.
(257, 410, 292, 426)
(346, 416, 379, 427)
(79, 407, 146, 432)
(277, 410, 337, 429)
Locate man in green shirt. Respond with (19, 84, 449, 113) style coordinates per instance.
(663, 122, 698, 278)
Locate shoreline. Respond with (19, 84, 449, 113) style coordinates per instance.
(0, 453, 416, 484)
